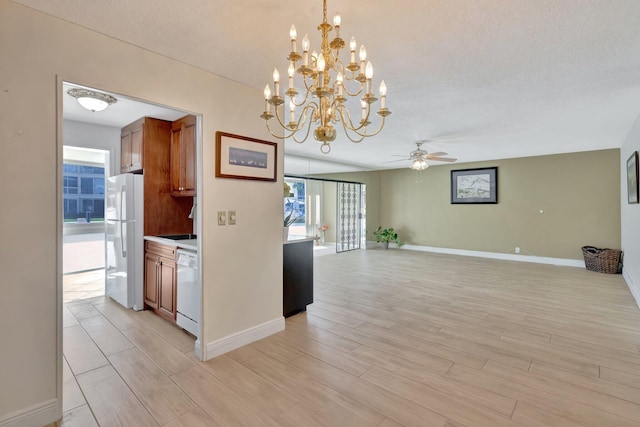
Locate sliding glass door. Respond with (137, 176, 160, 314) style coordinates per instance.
(336, 182, 364, 253)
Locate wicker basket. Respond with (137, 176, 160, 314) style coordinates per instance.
(581, 246, 622, 274)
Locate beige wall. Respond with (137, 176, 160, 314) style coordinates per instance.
(621, 116, 640, 306)
(0, 2, 282, 425)
(377, 149, 621, 259)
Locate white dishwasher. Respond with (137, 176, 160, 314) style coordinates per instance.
(176, 249, 199, 336)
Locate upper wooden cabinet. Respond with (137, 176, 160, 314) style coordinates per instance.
(170, 115, 197, 197)
(120, 119, 144, 173)
(119, 117, 193, 236)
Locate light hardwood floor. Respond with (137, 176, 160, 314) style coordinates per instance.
(60, 248, 640, 426)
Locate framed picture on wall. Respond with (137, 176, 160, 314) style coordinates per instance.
(215, 132, 277, 182)
(628, 151, 639, 204)
(451, 167, 498, 204)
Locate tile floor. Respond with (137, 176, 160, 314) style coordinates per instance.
(63, 269, 105, 303)
(62, 295, 197, 426)
(59, 248, 640, 426)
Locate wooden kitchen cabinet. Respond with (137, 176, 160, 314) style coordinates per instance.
(144, 241, 177, 323)
(120, 120, 144, 173)
(144, 252, 160, 309)
(119, 116, 193, 236)
(170, 115, 197, 197)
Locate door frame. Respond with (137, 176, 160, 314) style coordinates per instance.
(56, 75, 205, 417)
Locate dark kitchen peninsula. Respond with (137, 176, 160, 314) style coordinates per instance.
(283, 236, 316, 318)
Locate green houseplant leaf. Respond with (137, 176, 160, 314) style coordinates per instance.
(372, 226, 404, 247)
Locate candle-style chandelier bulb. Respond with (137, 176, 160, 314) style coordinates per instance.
(302, 34, 310, 51)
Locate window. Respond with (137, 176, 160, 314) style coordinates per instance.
(284, 178, 306, 236)
(81, 177, 94, 194)
(63, 161, 105, 221)
(63, 199, 77, 220)
(63, 176, 78, 194)
(63, 164, 78, 173)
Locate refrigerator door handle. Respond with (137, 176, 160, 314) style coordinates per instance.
(120, 184, 127, 258)
(120, 221, 127, 258)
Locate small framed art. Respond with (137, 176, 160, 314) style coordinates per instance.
(627, 151, 639, 204)
(215, 132, 277, 182)
(451, 167, 498, 204)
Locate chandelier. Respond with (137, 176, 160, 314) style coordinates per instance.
(260, 0, 391, 154)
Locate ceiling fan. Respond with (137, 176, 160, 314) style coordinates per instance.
(385, 140, 457, 170)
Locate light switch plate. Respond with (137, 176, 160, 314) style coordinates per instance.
(228, 210, 236, 225)
(217, 211, 226, 226)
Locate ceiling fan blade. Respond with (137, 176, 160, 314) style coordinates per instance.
(426, 151, 448, 157)
(429, 157, 457, 162)
(389, 154, 410, 157)
(383, 158, 411, 163)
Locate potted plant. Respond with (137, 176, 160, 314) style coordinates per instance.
(372, 226, 403, 249)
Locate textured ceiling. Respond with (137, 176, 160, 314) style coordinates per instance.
(16, 0, 640, 172)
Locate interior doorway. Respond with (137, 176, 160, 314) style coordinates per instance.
(59, 80, 203, 424)
(285, 175, 366, 255)
(62, 146, 109, 302)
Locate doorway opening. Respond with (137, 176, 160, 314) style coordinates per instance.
(60, 80, 204, 424)
(285, 175, 366, 256)
(63, 146, 108, 302)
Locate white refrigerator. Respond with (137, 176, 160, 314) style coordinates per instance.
(105, 173, 144, 310)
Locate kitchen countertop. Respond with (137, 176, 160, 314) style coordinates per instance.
(146, 234, 314, 248)
(284, 235, 319, 245)
(144, 235, 197, 251)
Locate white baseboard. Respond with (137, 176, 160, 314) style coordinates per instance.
(205, 317, 285, 360)
(194, 339, 203, 361)
(623, 268, 640, 310)
(399, 244, 585, 268)
(0, 399, 59, 427)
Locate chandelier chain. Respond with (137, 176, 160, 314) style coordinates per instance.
(323, 0, 327, 25)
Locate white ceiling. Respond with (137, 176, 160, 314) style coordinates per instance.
(21, 0, 640, 172)
(63, 83, 188, 127)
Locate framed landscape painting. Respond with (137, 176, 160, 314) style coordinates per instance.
(451, 167, 498, 204)
(215, 132, 277, 181)
(628, 151, 639, 204)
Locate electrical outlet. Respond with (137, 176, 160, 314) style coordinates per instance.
(515, 247, 520, 254)
(228, 210, 236, 225)
(217, 211, 226, 226)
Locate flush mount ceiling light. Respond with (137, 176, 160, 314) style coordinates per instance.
(67, 88, 117, 112)
(260, 0, 391, 154)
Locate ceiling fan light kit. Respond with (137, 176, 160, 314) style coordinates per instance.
(386, 140, 458, 170)
(67, 88, 117, 112)
(412, 158, 429, 170)
(260, 0, 390, 154)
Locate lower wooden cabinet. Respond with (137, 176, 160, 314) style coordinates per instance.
(144, 241, 177, 322)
